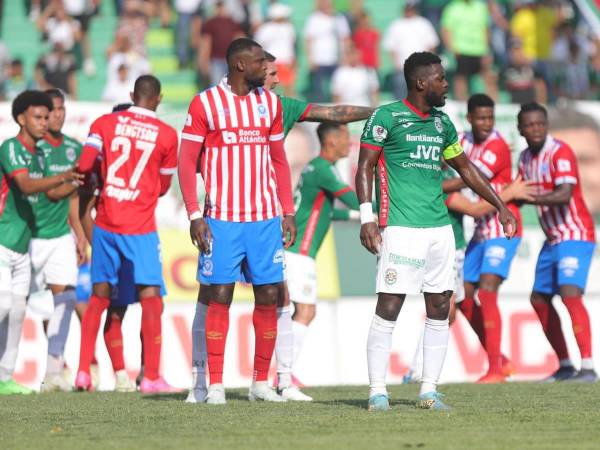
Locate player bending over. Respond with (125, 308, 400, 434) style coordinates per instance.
(0, 91, 81, 395)
(517, 103, 597, 382)
(75, 75, 179, 393)
(356, 52, 516, 411)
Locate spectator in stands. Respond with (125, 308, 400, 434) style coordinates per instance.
(115, 0, 150, 57)
(488, 0, 511, 69)
(420, 0, 449, 31)
(174, 0, 204, 69)
(383, 1, 439, 100)
(199, 0, 245, 86)
(552, 21, 592, 100)
(351, 9, 379, 74)
(0, 40, 10, 90)
(441, 0, 497, 100)
(255, 3, 296, 96)
(1, 59, 37, 101)
(64, 0, 100, 76)
(37, 0, 82, 54)
(303, 0, 351, 102)
(503, 38, 546, 104)
(330, 42, 378, 106)
(105, 32, 151, 88)
(102, 63, 133, 103)
(226, 0, 262, 37)
(35, 43, 78, 98)
(510, 0, 558, 98)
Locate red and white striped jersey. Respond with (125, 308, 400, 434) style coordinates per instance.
(181, 79, 284, 222)
(518, 136, 595, 244)
(460, 130, 522, 240)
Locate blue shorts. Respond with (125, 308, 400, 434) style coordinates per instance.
(464, 237, 521, 283)
(91, 225, 166, 294)
(109, 259, 167, 307)
(198, 217, 284, 285)
(76, 262, 92, 304)
(533, 240, 596, 295)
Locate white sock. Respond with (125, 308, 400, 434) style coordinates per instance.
(191, 302, 208, 391)
(367, 314, 395, 397)
(0, 295, 27, 381)
(46, 290, 76, 372)
(420, 317, 449, 396)
(291, 320, 308, 369)
(559, 358, 573, 368)
(409, 328, 424, 381)
(581, 358, 594, 370)
(275, 306, 293, 388)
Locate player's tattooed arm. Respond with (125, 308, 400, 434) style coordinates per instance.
(448, 152, 517, 238)
(356, 146, 382, 254)
(305, 105, 375, 123)
(528, 183, 573, 206)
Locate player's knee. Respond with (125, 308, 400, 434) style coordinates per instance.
(375, 295, 403, 321)
(293, 303, 316, 325)
(530, 291, 551, 305)
(253, 283, 279, 306)
(425, 292, 451, 320)
(479, 274, 502, 292)
(559, 285, 582, 300)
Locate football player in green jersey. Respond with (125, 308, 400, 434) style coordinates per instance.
(33, 89, 86, 392)
(0, 91, 82, 395)
(186, 52, 375, 404)
(356, 52, 516, 411)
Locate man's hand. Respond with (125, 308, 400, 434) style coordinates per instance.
(498, 207, 518, 239)
(61, 169, 85, 185)
(190, 218, 212, 253)
(282, 214, 296, 249)
(504, 175, 536, 203)
(76, 240, 88, 266)
(360, 222, 382, 255)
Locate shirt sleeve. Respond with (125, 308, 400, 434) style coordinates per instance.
(551, 144, 579, 186)
(0, 141, 28, 177)
(441, 115, 464, 161)
(473, 139, 510, 179)
(79, 117, 105, 173)
(360, 108, 392, 151)
(269, 95, 284, 142)
(181, 95, 208, 144)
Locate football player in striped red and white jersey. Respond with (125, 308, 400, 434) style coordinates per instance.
(178, 38, 296, 404)
(517, 102, 597, 383)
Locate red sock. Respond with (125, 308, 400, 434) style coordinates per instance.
(206, 301, 230, 385)
(478, 289, 502, 374)
(531, 300, 570, 360)
(253, 303, 277, 382)
(458, 297, 486, 348)
(563, 296, 592, 359)
(78, 295, 109, 374)
(103, 312, 125, 372)
(140, 296, 163, 381)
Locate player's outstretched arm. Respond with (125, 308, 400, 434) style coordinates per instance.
(12, 169, 83, 195)
(305, 104, 375, 123)
(528, 183, 573, 206)
(46, 179, 79, 201)
(447, 152, 517, 238)
(356, 146, 381, 254)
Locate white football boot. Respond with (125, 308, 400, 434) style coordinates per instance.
(114, 370, 136, 392)
(41, 373, 72, 392)
(185, 369, 208, 403)
(248, 381, 287, 402)
(279, 386, 313, 402)
(206, 383, 227, 405)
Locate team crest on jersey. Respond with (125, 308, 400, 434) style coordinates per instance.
(373, 125, 388, 142)
(434, 116, 443, 134)
(273, 249, 284, 264)
(257, 104, 267, 118)
(385, 268, 397, 286)
(66, 147, 76, 162)
(559, 257, 579, 277)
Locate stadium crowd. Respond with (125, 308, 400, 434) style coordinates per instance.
(1, 0, 600, 104)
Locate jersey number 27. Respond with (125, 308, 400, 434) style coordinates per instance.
(106, 136, 155, 189)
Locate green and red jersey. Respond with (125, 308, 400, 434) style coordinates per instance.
(360, 99, 464, 228)
(281, 95, 312, 138)
(32, 134, 82, 239)
(0, 136, 45, 253)
(288, 156, 359, 258)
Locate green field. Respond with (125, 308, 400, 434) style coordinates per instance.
(1, 383, 598, 450)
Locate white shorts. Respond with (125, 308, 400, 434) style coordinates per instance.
(376, 225, 456, 295)
(454, 247, 465, 302)
(284, 251, 317, 305)
(29, 234, 78, 292)
(0, 244, 31, 297)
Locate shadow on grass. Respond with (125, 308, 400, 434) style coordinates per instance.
(314, 398, 415, 409)
(142, 393, 188, 401)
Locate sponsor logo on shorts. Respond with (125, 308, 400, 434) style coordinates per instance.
(201, 259, 213, 276)
(388, 253, 425, 269)
(559, 256, 579, 277)
(485, 246, 506, 267)
(302, 283, 313, 296)
(385, 268, 398, 286)
(273, 249, 284, 264)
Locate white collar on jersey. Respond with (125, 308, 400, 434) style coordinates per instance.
(127, 105, 157, 118)
(219, 77, 262, 96)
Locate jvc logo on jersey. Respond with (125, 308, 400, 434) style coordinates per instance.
(409, 145, 440, 161)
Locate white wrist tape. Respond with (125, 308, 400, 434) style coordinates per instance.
(189, 211, 202, 221)
(359, 202, 375, 224)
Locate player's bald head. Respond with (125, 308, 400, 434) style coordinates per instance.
(226, 38, 263, 69)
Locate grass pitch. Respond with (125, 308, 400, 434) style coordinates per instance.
(1, 383, 599, 450)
